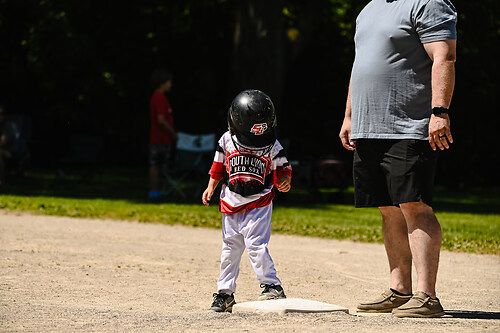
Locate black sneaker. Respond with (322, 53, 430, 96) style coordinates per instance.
(209, 293, 236, 312)
(258, 284, 286, 300)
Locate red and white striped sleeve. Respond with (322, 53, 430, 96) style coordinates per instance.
(272, 149, 292, 186)
(208, 142, 225, 181)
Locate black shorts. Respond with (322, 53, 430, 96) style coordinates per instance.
(353, 139, 438, 208)
(149, 144, 172, 167)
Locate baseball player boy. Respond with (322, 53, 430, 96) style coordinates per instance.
(202, 89, 292, 313)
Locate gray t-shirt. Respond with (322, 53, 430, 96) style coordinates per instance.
(350, 0, 457, 140)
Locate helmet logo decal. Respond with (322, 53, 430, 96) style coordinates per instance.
(250, 123, 268, 135)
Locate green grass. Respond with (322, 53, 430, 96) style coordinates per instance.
(0, 168, 499, 255)
(0, 195, 222, 226)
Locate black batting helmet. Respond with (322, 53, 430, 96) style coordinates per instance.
(228, 89, 277, 148)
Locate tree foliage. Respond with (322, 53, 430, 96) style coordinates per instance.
(0, 0, 498, 186)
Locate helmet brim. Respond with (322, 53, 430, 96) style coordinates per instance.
(235, 131, 276, 148)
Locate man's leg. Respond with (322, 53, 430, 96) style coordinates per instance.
(148, 144, 163, 198)
(399, 200, 442, 298)
(149, 165, 160, 191)
(357, 205, 413, 312)
(379, 206, 412, 294)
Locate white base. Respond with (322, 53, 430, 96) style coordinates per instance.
(232, 298, 349, 314)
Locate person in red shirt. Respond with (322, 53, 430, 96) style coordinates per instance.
(149, 69, 177, 199)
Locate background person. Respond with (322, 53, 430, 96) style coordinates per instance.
(148, 69, 177, 199)
(339, 0, 457, 318)
(0, 105, 17, 186)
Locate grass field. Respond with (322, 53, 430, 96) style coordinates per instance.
(1, 167, 499, 255)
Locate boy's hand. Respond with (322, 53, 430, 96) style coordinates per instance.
(201, 178, 220, 207)
(277, 175, 291, 192)
(202, 178, 220, 206)
(202, 187, 214, 206)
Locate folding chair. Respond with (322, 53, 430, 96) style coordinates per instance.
(162, 132, 215, 198)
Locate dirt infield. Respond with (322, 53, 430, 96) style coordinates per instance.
(1, 210, 499, 332)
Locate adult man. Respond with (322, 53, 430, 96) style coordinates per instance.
(149, 69, 177, 199)
(339, 0, 457, 318)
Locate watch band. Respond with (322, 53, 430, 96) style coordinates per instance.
(432, 106, 449, 115)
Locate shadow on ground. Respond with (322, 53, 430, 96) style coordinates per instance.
(445, 310, 500, 320)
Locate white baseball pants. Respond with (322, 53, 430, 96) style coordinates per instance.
(217, 203, 281, 294)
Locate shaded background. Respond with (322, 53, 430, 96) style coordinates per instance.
(1, 0, 499, 188)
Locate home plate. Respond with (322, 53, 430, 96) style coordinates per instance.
(232, 298, 349, 314)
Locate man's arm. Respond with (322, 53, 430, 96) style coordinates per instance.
(339, 77, 355, 151)
(157, 114, 178, 141)
(423, 39, 457, 151)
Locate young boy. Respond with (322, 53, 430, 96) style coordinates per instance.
(202, 89, 292, 313)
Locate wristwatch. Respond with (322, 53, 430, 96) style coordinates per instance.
(432, 106, 449, 115)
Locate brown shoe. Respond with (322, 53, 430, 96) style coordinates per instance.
(357, 289, 412, 313)
(392, 291, 445, 318)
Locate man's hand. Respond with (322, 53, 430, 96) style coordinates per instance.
(339, 117, 355, 151)
(340, 79, 356, 151)
(171, 130, 178, 141)
(158, 114, 177, 141)
(429, 114, 453, 151)
(277, 175, 291, 192)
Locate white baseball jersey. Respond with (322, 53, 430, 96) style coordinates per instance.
(209, 131, 292, 214)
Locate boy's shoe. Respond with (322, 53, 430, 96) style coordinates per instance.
(258, 284, 286, 300)
(392, 291, 445, 318)
(209, 293, 236, 313)
(357, 289, 412, 313)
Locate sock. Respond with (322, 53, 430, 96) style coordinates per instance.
(390, 288, 412, 296)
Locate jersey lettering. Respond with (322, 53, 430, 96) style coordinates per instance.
(225, 152, 271, 196)
(228, 153, 268, 184)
